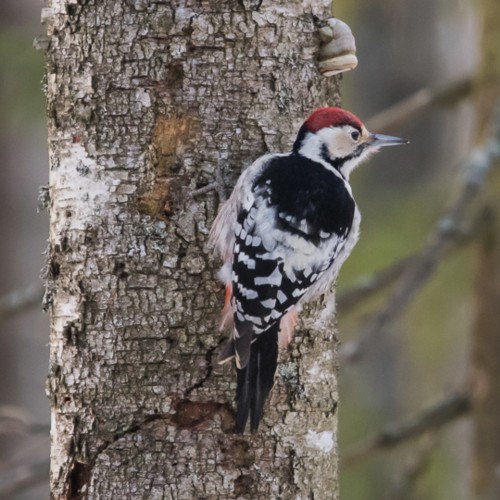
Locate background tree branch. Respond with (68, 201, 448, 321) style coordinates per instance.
(341, 114, 500, 362)
(343, 392, 470, 466)
(0, 283, 43, 320)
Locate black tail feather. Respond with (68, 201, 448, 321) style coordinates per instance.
(235, 324, 279, 433)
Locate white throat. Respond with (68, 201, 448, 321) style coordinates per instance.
(298, 130, 372, 180)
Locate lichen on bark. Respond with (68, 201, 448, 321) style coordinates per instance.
(45, 0, 341, 498)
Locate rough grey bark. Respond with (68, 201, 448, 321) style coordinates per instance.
(45, 0, 341, 498)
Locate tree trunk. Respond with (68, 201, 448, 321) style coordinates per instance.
(470, 0, 500, 497)
(45, 0, 341, 498)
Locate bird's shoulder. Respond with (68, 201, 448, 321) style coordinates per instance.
(250, 153, 356, 240)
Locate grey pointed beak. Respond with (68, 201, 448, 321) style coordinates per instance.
(369, 133, 409, 147)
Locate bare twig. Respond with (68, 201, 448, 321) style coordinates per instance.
(385, 434, 437, 500)
(0, 283, 44, 321)
(341, 109, 500, 362)
(191, 163, 227, 202)
(343, 392, 470, 467)
(366, 77, 474, 132)
(338, 218, 477, 315)
(337, 255, 415, 314)
(191, 182, 218, 198)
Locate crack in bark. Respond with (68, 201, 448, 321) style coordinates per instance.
(184, 339, 224, 397)
(68, 460, 91, 500)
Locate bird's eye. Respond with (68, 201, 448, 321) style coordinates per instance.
(351, 130, 360, 141)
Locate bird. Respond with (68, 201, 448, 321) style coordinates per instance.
(209, 107, 408, 433)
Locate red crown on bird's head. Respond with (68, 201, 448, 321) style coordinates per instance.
(304, 107, 363, 133)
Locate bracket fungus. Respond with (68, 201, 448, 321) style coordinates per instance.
(318, 18, 358, 77)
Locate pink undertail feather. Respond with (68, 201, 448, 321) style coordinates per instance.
(219, 283, 234, 331)
(217, 283, 237, 365)
(278, 307, 297, 349)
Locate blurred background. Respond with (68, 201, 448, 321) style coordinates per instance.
(0, 0, 498, 499)
(0, 0, 49, 499)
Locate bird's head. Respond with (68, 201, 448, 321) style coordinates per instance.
(293, 107, 408, 178)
